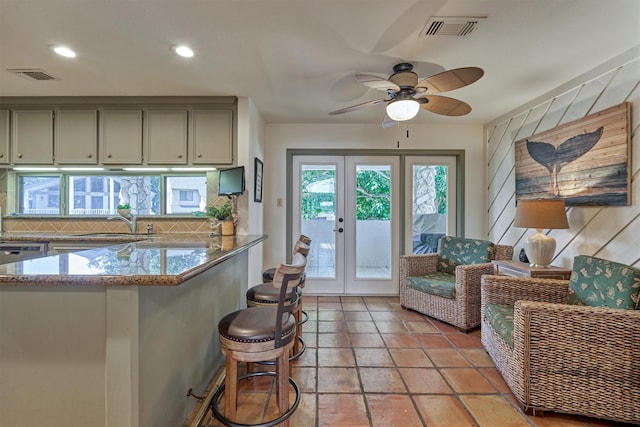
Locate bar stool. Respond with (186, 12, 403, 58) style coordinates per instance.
(212, 253, 307, 427)
(248, 240, 310, 359)
(261, 234, 311, 282)
(261, 237, 312, 328)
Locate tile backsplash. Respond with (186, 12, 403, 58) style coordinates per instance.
(1, 216, 212, 235)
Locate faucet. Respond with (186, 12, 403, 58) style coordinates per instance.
(107, 214, 137, 234)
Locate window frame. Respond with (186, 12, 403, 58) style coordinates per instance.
(11, 171, 209, 217)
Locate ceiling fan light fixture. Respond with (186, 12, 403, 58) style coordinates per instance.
(171, 45, 194, 58)
(386, 99, 420, 121)
(51, 45, 76, 58)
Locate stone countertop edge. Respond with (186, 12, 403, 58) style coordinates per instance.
(0, 234, 267, 287)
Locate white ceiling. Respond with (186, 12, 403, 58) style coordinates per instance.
(1, 0, 639, 126)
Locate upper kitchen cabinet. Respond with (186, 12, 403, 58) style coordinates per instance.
(0, 110, 9, 164)
(189, 110, 233, 164)
(100, 110, 143, 164)
(11, 110, 54, 164)
(145, 110, 188, 164)
(55, 110, 98, 164)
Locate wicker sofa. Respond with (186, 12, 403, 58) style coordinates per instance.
(481, 255, 640, 424)
(399, 236, 513, 331)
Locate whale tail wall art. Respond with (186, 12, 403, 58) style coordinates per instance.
(515, 102, 631, 206)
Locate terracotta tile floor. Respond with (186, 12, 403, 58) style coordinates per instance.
(205, 296, 634, 427)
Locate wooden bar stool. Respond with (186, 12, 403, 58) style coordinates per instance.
(249, 240, 310, 359)
(212, 253, 307, 427)
(261, 235, 311, 282)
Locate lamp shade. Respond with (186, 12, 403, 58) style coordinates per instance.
(514, 199, 569, 230)
(386, 99, 420, 121)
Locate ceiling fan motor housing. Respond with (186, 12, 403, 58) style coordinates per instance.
(389, 63, 418, 90)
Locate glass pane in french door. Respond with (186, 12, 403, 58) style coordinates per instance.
(354, 164, 391, 279)
(300, 164, 337, 279)
(405, 156, 456, 255)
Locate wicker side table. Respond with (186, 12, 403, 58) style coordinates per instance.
(492, 260, 572, 280)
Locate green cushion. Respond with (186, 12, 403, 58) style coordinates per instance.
(437, 236, 496, 274)
(485, 304, 514, 348)
(567, 255, 640, 309)
(405, 271, 456, 299)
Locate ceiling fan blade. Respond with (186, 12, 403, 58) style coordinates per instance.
(356, 74, 400, 91)
(328, 98, 387, 115)
(381, 114, 399, 128)
(420, 95, 472, 116)
(416, 67, 484, 94)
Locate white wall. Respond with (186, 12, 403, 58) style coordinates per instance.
(486, 46, 640, 268)
(236, 97, 265, 287)
(262, 123, 485, 270)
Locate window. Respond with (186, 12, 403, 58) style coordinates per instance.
(16, 172, 208, 216)
(166, 176, 206, 213)
(19, 176, 61, 215)
(180, 191, 194, 202)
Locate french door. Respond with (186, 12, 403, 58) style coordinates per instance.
(292, 155, 400, 295)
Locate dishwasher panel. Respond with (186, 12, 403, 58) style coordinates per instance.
(0, 242, 49, 264)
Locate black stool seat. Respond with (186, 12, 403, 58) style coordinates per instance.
(263, 268, 306, 285)
(262, 267, 276, 282)
(219, 306, 296, 345)
(247, 283, 298, 305)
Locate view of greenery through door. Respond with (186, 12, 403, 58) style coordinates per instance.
(301, 166, 446, 220)
(301, 168, 393, 221)
(301, 164, 447, 280)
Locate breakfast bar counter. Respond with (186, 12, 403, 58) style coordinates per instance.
(0, 233, 266, 427)
(0, 233, 265, 286)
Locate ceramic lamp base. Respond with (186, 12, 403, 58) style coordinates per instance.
(524, 229, 556, 268)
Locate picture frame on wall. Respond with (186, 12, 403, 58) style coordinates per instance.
(254, 157, 263, 203)
(514, 102, 630, 206)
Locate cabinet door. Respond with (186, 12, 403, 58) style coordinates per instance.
(55, 110, 98, 164)
(0, 110, 9, 164)
(11, 110, 54, 164)
(145, 110, 187, 164)
(189, 110, 233, 164)
(100, 110, 142, 164)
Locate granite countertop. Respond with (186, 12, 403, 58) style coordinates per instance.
(0, 233, 266, 286)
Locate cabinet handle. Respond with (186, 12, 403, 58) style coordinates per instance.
(18, 153, 22, 158)
(107, 154, 112, 158)
(178, 154, 183, 158)
(87, 154, 92, 158)
(0, 153, 3, 158)
(197, 153, 202, 158)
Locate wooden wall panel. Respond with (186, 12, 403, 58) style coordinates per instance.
(486, 51, 640, 268)
(535, 89, 580, 134)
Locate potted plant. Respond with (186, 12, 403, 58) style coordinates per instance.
(206, 202, 234, 235)
(117, 203, 131, 217)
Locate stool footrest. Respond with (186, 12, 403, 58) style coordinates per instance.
(211, 371, 301, 427)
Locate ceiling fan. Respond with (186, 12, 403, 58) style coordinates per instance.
(329, 62, 484, 127)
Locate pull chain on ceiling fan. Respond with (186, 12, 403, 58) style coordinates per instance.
(329, 62, 483, 127)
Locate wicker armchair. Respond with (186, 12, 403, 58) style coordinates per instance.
(481, 255, 640, 424)
(399, 236, 513, 331)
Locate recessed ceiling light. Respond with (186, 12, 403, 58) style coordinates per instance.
(51, 46, 76, 58)
(171, 45, 194, 58)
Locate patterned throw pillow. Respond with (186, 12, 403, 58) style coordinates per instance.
(567, 255, 640, 309)
(436, 236, 495, 274)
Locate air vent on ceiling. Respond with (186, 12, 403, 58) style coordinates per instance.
(421, 16, 486, 37)
(7, 69, 57, 81)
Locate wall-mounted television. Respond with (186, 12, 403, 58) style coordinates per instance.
(218, 166, 246, 196)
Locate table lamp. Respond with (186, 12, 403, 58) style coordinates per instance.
(514, 199, 569, 267)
